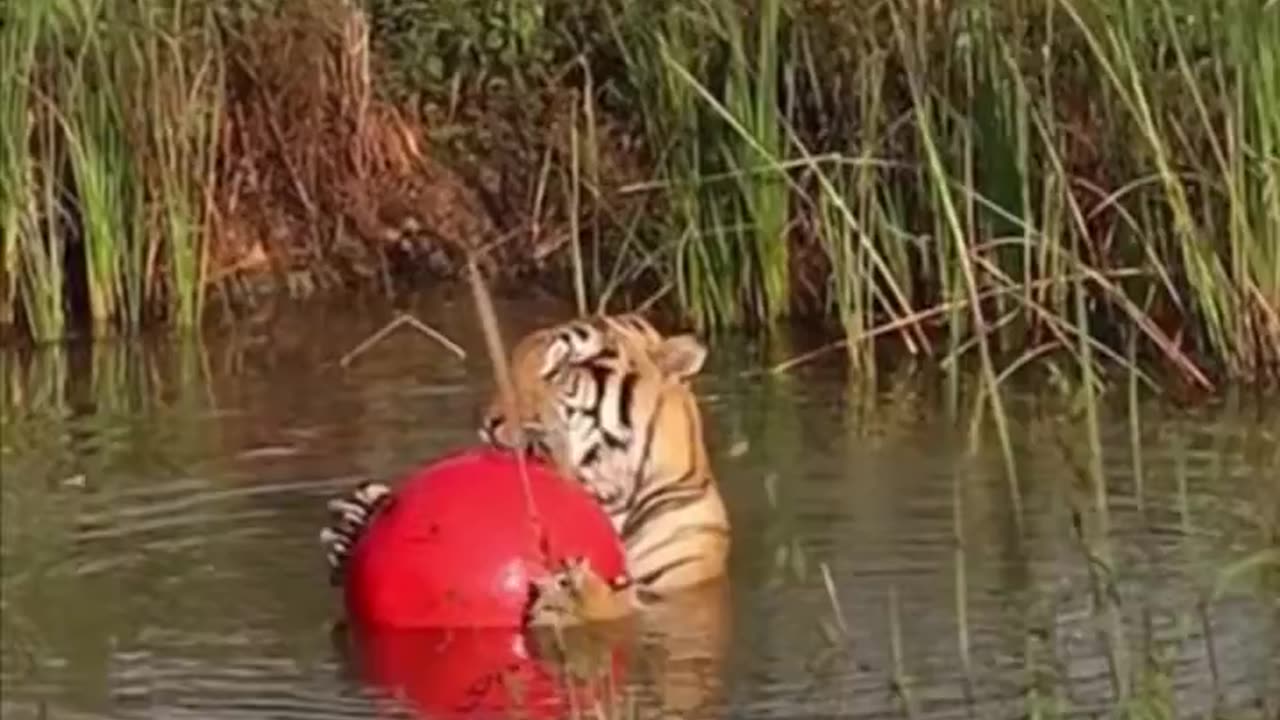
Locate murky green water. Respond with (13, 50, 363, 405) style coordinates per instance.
(3, 287, 1278, 719)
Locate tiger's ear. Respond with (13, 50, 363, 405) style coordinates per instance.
(653, 334, 707, 379)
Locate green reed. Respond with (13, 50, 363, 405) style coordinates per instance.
(602, 0, 1278, 388)
(717, 0, 790, 326)
(60, 0, 139, 335)
(3, 0, 1277, 393)
(1, 1, 64, 343)
(893, 4, 1029, 530)
(606, 0, 792, 331)
(2, 0, 223, 343)
(0, 7, 33, 331)
(134, 0, 223, 330)
(1058, 0, 1280, 382)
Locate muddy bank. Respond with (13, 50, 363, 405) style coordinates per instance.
(0, 0, 660, 345)
(204, 2, 654, 302)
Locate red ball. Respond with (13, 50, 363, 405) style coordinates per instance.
(343, 447, 627, 629)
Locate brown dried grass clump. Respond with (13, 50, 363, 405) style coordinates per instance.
(208, 0, 498, 294)
(421, 83, 656, 270)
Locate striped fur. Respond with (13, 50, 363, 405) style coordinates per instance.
(483, 314, 730, 603)
(478, 313, 664, 454)
(319, 312, 730, 623)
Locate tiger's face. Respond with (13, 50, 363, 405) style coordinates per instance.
(479, 315, 710, 509)
(482, 313, 729, 598)
(536, 329, 710, 514)
(478, 314, 666, 454)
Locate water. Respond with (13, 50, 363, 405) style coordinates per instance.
(3, 287, 1278, 720)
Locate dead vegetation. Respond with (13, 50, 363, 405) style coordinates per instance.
(210, 0, 493, 293)
(207, 0, 650, 303)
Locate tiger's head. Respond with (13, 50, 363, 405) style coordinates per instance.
(478, 314, 667, 453)
(479, 314, 712, 511)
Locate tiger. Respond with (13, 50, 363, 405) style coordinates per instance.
(505, 314, 732, 717)
(319, 313, 667, 586)
(489, 314, 730, 623)
(319, 312, 731, 627)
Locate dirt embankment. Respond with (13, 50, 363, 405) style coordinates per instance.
(209, 2, 649, 303)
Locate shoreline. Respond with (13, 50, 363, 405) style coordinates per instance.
(4, 278, 1272, 411)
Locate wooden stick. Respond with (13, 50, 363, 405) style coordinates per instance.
(465, 256, 547, 548)
(339, 312, 466, 369)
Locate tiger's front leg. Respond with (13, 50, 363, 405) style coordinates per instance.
(523, 556, 639, 628)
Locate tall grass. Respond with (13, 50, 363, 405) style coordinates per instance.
(135, 1, 224, 329)
(60, 0, 138, 335)
(0, 6, 32, 330)
(1064, 0, 1280, 380)
(1, 2, 65, 343)
(2, 0, 1276, 392)
(605, 0, 793, 331)
(598, 0, 1278, 387)
(1, 0, 222, 344)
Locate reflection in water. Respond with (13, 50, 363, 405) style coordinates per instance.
(331, 579, 731, 720)
(338, 623, 623, 719)
(632, 579, 732, 718)
(2, 287, 1278, 719)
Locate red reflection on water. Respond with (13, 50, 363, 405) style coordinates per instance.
(346, 622, 630, 720)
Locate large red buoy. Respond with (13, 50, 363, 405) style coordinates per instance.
(342, 447, 627, 629)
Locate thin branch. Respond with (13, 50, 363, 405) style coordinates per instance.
(339, 312, 466, 368)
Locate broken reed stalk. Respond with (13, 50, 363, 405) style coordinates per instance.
(464, 254, 547, 549)
(466, 255, 520, 449)
(338, 313, 466, 368)
(887, 584, 919, 719)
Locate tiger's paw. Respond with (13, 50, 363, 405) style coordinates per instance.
(523, 556, 636, 629)
(319, 482, 392, 586)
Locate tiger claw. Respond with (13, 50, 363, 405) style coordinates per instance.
(320, 481, 392, 586)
